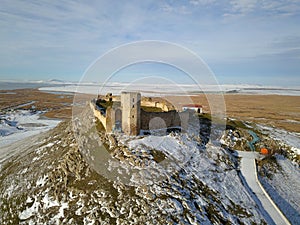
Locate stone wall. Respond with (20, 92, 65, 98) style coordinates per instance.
(90, 102, 107, 130)
(141, 97, 174, 111)
(140, 110, 182, 130)
(106, 107, 122, 133)
(105, 107, 113, 133)
(92, 94, 191, 135)
(141, 100, 169, 112)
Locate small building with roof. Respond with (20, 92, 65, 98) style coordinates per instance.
(182, 104, 203, 114)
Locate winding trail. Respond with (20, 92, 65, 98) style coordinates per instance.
(247, 130, 260, 151)
(237, 151, 291, 225)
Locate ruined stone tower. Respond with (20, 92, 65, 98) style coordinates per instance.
(121, 92, 141, 135)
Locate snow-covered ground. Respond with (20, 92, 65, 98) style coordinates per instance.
(131, 133, 299, 224)
(259, 155, 300, 225)
(1, 106, 298, 224)
(237, 151, 291, 225)
(257, 124, 300, 155)
(126, 134, 266, 224)
(0, 110, 60, 154)
(39, 83, 300, 96)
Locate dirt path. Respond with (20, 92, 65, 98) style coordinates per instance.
(237, 151, 291, 225)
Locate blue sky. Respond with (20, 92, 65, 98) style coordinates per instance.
(0, 0, 299, 86)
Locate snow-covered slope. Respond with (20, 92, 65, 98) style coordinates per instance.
(0, 119, 269, 225)
(259, 155, 300, 225)
(128, 135, 266, 223)
(1, 107, 299, 224)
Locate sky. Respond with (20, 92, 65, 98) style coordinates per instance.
(0, 0, 300, 86)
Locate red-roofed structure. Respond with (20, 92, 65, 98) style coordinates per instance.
(182, 104, 203, 113)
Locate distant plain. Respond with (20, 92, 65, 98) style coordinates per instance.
(0, 89, 299, 133)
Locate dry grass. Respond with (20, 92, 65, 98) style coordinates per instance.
(0, 89, 74, 119)
(1, 89, 299, 132)
(223, 94, 300, 132)
(167, 94, 300, 133)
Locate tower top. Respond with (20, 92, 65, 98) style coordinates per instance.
(121, 91, 141, 95)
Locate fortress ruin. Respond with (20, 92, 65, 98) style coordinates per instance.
(90, 92, 191, 136)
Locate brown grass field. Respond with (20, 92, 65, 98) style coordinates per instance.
(0, 89, 299, 133)
(167, 94, 300, 133)
(0, 89, 74, 119)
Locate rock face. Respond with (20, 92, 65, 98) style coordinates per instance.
(0, 116, 269, 225)
(221, 119, 299, 164)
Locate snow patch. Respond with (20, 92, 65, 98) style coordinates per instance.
(19, 196, 40, 220)
(42, 193, 59, 208)
(0, 110, 61, 149)
(257, 124, 300, 155)
(36, 175, 48, 187)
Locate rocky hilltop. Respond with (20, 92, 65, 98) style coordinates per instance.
(0, 113, 276, 224)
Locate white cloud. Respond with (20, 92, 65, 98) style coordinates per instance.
(229, 0, 258, 14)
(261, 0, 300, 16)
(0, 0, 299, 84)
(161, 3, 191, 14)
(227, 0, 300, 17)
(189, 0, 216, 6)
